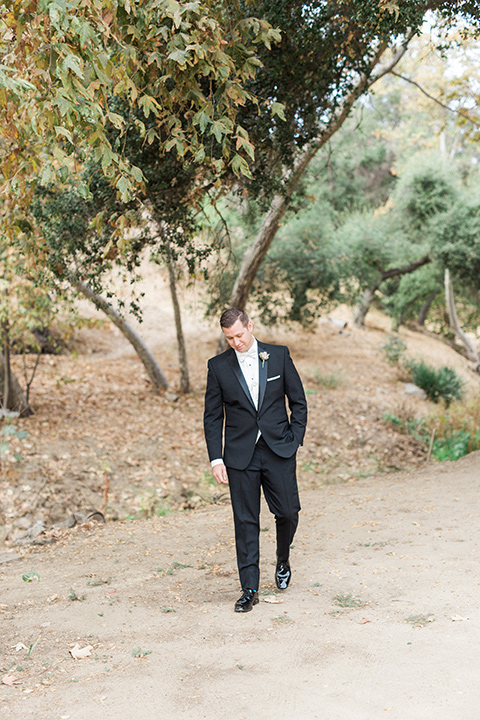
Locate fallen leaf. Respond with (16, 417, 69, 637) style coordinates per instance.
(22, 571, 40, 583)
(2, 674, 20, 686)
(263, 596, 283, 604)
(70, 643, 93, 660)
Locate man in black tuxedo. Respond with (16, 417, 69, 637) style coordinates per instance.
(203, 308, 307, 612)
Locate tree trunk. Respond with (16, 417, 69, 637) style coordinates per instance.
(166, 249, 190, 393)
(217, 33, 415, 353)
(417, 290, 438, 326)
(353, 254, 431, 328)
(353, 288, 378, 328)
(0, 354, 32, 417)
(444, 269, 480, 371)
(70, 277, 169, 391)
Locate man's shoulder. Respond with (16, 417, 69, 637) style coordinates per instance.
(207, 348, 233, 367)
(258, 341, 289, 354)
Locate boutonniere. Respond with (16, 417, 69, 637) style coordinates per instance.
(259, 351, 269, 367)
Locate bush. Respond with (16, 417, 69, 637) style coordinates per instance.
(381, 334, 407, 365)
(406, 359, 464, 407)
(433, 428, 480, 461)
(383, 397, 480, 462)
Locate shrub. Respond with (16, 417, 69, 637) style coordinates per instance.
(381, 334, 407, 365)
(406, 359, 464, 407)
(433, 428, 480, 461)
(383, 398, 480, 462)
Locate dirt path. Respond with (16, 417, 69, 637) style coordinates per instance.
(2, 450, 480, 720)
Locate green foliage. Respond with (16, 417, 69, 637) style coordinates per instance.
(236, 0, 436, 199)
(381, 265, 442, 330)
(0, 240, 74, 361)
(383, 396, 480, 462)
(431, 187, 480, 289)
(252, 227, 342, 326)
(405, 614, 434, 627)
(381, 335, 407, 365)
(2, 0, 280, 212)
(132, 647, 152, 658)
(382, 412, 428, 444)
(333, 594, 365, 608)
(393, 154, 459, 227)
(406, 359, 464, 407)
(433, 428, 480, 462)
(21, 571, 39, 583)
(431, 398, 480, 461)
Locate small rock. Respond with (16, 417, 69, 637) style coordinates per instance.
(14, 520, 46, 545)
(403, 383, 427, 400)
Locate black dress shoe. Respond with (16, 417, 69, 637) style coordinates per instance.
(275, 562, 292, 590)
(234, 588, 259, 613)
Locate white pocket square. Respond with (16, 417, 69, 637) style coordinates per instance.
(267, 375, 281, 382)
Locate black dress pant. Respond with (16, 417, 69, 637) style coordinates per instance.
(226, 436, 300, 591)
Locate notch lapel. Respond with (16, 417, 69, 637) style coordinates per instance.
(257, 343, 268, 410)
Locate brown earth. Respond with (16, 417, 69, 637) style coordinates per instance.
(1, 276, 480, 718)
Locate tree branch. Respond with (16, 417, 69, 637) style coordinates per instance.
(380, 254, 431, 283)
(390, 71, 480, 128)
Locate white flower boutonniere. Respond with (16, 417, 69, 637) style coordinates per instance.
(259, 351, 269, 367)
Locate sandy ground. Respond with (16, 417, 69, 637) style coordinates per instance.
(2, 449, 480, 720)
(2, 266, 480, 719)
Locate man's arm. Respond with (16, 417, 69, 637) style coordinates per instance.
(284, 348, 308, 446)
(203, 361, 228, 483)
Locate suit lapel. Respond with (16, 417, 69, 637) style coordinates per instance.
(227, 350, 256, 408)
(257, 342, 268, 410)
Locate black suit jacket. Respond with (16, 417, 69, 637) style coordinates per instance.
(203, 342, 307, 470)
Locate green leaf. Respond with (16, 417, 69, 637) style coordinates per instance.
(40, 164, 54, 185)
(231, 154, 252, 178)
(271, 102, 286, 121)
(138, 94, 162, 118)
(22, 571, 40, 582)
(107, 112, 124, 129)
(192, 108, 211, 133)
(62, 54, 84, 79)
(235, 134, 255, 160)
(54, 126, 73, 142)
(167, 49, 188, 66)
(116, 176, 132, 202)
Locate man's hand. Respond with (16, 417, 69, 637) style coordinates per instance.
(212, 463, 228, 484)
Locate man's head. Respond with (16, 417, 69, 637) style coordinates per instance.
(220, 307, 254, 353)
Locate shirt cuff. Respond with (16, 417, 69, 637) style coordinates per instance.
(211, 458, 224, 467)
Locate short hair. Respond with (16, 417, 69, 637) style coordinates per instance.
(220, 307, 249, 329)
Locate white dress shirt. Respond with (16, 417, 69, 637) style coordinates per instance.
(235, 338, 259, 409)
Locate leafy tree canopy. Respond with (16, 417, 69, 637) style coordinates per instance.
(0, 0, 280, 244)
(234, 0, 480, 199)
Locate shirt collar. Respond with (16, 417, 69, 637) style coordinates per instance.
(234, 337, 258, 362)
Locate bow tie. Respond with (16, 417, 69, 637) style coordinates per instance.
(238, 348, 257, 363)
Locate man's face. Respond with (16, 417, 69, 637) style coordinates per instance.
(222, 318, 254, 353)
